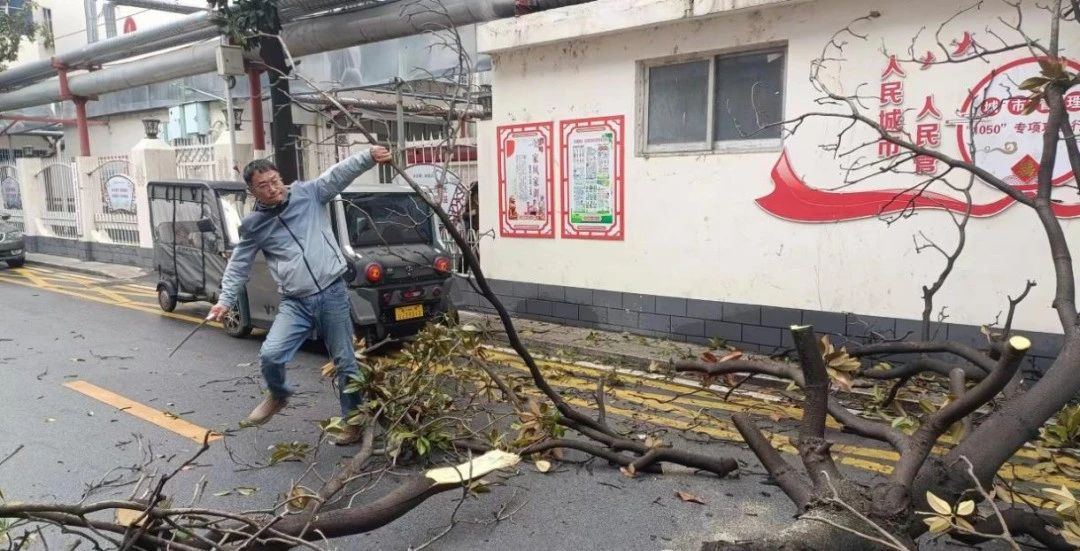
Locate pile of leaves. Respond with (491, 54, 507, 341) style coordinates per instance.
(324, 321, 490, 460)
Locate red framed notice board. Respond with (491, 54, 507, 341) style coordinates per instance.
(497, 122, 555, 238)
(560, 115, 625, 240)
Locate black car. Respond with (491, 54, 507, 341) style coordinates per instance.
(0, 214, 25, 268)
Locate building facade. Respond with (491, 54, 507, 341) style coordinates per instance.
(463, 0, 1079, 369)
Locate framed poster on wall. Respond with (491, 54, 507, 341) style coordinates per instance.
(497, 122, 555, 238)
(560, 115, 624, 240)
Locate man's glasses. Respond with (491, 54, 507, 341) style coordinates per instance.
(250, 176, 284, 193)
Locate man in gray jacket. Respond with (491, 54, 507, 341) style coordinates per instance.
(208, 146, 392, 445)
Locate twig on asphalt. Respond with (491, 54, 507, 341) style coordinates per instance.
(0, 444, 24, 469)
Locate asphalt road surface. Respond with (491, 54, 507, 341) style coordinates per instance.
(0, 263, 1070, 550)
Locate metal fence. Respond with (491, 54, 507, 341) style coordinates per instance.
(0, 163, 22, 231)
(176, 142, 217, 181)
(40, 162, 79, 238)
(88, 156, 140, 245)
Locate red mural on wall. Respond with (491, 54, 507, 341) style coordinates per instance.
(756, 56, 1080, 223)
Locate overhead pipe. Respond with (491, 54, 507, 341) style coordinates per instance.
(0, 10, 217, 90)
(0, 114, 106, 126)
(0, 0, 363, 91)
(109, 0, 203, 14)
(279, 0, 553, 58)
(292, 94, 488, 118)
(0, 0, 595, 112)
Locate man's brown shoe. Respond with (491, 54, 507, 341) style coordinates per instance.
(332, 424, 364, 446)
(243, 396, 288, 426)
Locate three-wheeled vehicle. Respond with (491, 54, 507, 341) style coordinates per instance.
(148, 179, 457, 343)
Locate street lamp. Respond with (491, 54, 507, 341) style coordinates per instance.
(222, 107, 243, 130)
(141, 118, 162, 139)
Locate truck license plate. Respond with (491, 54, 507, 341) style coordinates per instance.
(394, 304, 424, 321)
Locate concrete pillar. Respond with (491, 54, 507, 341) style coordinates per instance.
(130, 138, 176, 249)
(15, 157, 46, 237)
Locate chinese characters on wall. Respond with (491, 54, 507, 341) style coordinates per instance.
(758, 54, 1080, 223)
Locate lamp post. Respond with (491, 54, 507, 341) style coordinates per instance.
(141, 118, 162, 140)
(223, 75, 239, 180)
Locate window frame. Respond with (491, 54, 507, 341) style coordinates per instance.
(637, 43, 787, 157)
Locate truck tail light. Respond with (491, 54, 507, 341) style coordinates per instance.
(365, 262, 383, 283)
(380, 291, 393, 306)
(433, 256, 451, 273)
(403, 288, 423, 300)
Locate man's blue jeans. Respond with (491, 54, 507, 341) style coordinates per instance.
(259, 278, 363, 416)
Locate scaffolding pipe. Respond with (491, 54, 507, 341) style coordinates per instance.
(0, 0, 595, 112)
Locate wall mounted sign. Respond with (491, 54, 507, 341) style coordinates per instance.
(560, 115, 625, 240)
(1, 176, 21, 210)
(497, 122, 554, 238)
(104, 174, 137, 214)
(756, 56, 1080, 222)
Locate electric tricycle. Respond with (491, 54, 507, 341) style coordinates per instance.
(148, 179, 456, 343)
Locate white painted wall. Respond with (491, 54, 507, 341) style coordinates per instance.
(477, 0, 1080, 334)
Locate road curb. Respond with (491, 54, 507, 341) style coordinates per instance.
(25, 256, 149, 281)
(464, 311, 925, 406)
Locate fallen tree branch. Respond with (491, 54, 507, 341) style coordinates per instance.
(731, 414, 812, 510)
(847, 341, 994, 373)
(790, 325, 842, 488)
(893, 336, 1030, 487)
(262, 450, 521, 544)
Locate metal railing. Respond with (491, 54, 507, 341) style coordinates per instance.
(176, 141, 217, 181)
(39, 162, 79, 238)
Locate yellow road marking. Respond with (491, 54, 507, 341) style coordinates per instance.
(105, 287, 158, 300)
(23, 265, 105, 282)
(11, 268, 53, 288)
(481, 348, 1074, 467)
(0, 275, 212, 326)
(3, 266, 1076, 494)
(498, 354, 1080, 492)
(63, 380, 220, 444)
(90, 286, 134, 304)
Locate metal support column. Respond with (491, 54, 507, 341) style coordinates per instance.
(247, 67, 266, 151)
(74, 98, 91, 156)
